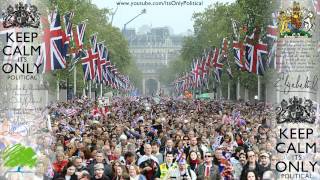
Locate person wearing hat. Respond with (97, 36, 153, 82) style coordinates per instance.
(259, 151, 271, 173)
(165, 159, 196, 180)
(92, 163, 110, 180)
(197, 151, 221, 180)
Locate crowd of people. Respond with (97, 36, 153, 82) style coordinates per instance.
(30, 96, 279, 180)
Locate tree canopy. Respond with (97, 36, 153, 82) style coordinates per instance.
(160, 0, 276, 95)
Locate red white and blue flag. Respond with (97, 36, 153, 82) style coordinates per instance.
(198, 55, 207, 86)
(82, 48, 98, 80)
(233, 40, 248, 71)
(220, 38, 233, 79)
(103, 54, 112, 86)
(213, 55, 223, 83)
(36, 9, 68, 73)
(204, 48, 214, 69)
(73, 22, 86, 50)
(245, 28, 268, 75)
(95, 43, 107, 83)
(266, 12, 278, 40)
(90, 34, 98, 53)
(192, 58, 201, 88)
(63, 11, 74, 43)
(267, 12, 282, 72)
(68, 22, 87, 71)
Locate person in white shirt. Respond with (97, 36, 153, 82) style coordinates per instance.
(166, 159, 196, 180)
(137, 143, 161, 179)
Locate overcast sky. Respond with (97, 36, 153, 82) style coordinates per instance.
(92, 0, 235, 35)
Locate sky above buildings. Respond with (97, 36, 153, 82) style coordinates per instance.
(92, 0, 235, 35)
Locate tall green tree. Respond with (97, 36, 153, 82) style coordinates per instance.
(43, 0, 141, 95)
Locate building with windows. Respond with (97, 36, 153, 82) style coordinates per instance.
(124, 27, 183, 95)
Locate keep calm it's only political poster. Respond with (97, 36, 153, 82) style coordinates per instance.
(0, 0, 319, 180)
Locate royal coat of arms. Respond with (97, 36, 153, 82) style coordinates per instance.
(278, 1, 315, 37)
(2, 2, 40, 28)
(276, 96, 316, 124)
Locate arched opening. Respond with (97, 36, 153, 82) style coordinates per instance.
(145, 79, 158, 96)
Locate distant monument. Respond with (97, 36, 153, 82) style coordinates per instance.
(123, 26, 184, 95)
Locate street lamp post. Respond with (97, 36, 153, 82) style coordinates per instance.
(122, 9, 146, 35)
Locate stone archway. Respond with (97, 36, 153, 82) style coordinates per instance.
(142, 77, 160, 95)
(145, 79, 158, 96)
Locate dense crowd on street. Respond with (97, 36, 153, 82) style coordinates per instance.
(28, 96, 279, 180)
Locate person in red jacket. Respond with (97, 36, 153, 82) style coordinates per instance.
(53, 152, 69, 176)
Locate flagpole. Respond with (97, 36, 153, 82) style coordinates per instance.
(89, 81, 92, 99)
(83, 77, 86, 97)
(57, 79, 60, 101)
(219, 84, 222, 99)
(212, 80, 215, 99)
(227, 81, 230, 100)
(257, 75, 261, 101)
(73, 65, 77, 97)
(244, 87, 248, 101)
(100, 84, 103, 97)
(237, 77, 240, 100)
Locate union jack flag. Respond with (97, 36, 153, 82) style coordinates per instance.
(110, 64, 118, 87)
(63, 11, 74, 42)
(220, 38, 228, 59)
(213, 55, 223, 83)
(204, 48, 214, 69)
(267, 12, 281, 72)
(73, 22, 86, 50)
(208, 46, 223, 82)
(104, 67, 113, 87)
(82, 48, 98, 80)
(245, 28, 268, 75)
(198, 55, 207, 86)
(36, 9, 68, 73)
(192, 58, 201, 88)
(233, 40, 247, 71)
(266, 25, 278, 39)
(68, 22, 87, 71)
(220, 38, 233, 79)
(211, 48, 220, 66)
(90, 34, 98, 53)
(267, 12, 279, 40)
(103, 55, 112, 86)
(109, 64, 118, 89)
(95, 43, 107, 83)
(189, 59, 195, 88)
(182, 72, 189, 91)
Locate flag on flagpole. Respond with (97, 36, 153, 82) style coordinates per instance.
(90, 34, 98, 53)
(73, 22, 87, 50)
(233, 40, 247, 71)
(245, 28, 268, 75)
(81, 49, 98, 80)
(36, 9, 68, 73)
(63, 11, 74, 43)
(95, 43, 106, 84)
